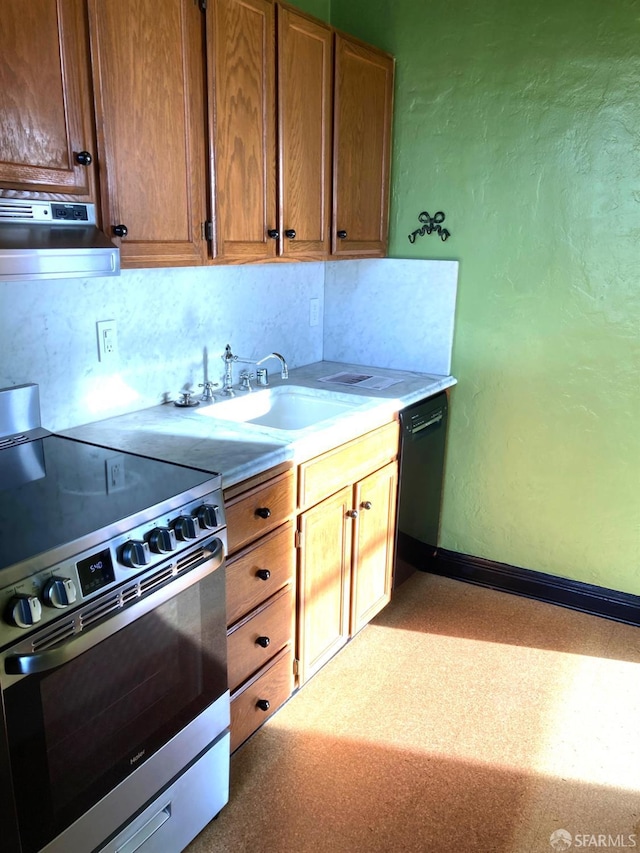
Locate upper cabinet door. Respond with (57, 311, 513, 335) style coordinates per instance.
(0, 0, 97, 199)
(88, 0, 208, 268)
(208, 0, 277, 263)
(332, 34, 394, 259)
(277, 6, 332, 260)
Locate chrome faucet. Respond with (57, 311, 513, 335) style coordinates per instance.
(255, 352, 289, 381)
(221, 344, 238, 396)
(235, 351, 289, 387)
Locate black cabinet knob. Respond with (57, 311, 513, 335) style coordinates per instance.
(255, 636, 271, 648)
(255, 507, 271, 519)
(337, 230, 348, 239)
(256, 699, 270, 712)
(267, 229, 279, 239)
(113, 224, 128, 238)
(75, 150, 93, 166)
(285, 229, 296, 239)
(256, 569, 271, 581)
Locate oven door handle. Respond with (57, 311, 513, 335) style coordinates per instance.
(5, 537, 225, 677)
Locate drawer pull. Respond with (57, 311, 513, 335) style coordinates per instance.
(256, 636, 271, 648)
(361, 500, 373, 510)
(256, 699, 271, 712)
(256, 569, 271, 581)
(255, 507, 271, 519)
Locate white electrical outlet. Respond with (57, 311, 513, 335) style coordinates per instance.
(105, 454, 126, 493)
(97, 320, 118, 362)
(309, 297, 320, 327)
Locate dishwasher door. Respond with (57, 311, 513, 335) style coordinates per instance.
(395, 391, 448, 586)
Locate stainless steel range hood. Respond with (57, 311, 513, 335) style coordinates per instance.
(0, 199, 120, 281)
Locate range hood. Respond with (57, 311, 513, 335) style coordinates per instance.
(0, 199, 120, 281)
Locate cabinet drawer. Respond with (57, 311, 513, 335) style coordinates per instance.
(230, 645, 294, 752)
(226, 521, 295, 626)
(227, 585, 294, 691)
(225, 470, 294, 555)
(298, 420, 399, 509)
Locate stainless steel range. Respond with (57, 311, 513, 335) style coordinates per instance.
(0, 384, 229, 853)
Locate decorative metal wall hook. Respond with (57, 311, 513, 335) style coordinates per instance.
(408, 210, 451, 243)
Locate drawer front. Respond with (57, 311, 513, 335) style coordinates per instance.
(226, 521, 295, 626)
(230, 645, 294, 752)
(227, 585, 294, 691)
(298, 420, 399, 509)
(225, 470, 295, 554)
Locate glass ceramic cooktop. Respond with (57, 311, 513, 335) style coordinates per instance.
(0, 435, 217, 573)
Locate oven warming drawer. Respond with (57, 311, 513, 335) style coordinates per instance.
(101, 729, 230, 853)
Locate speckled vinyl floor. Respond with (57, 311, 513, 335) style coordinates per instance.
(187, 573, 640, 853)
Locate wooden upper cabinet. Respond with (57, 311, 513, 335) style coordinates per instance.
(87, 0, 208, 268)
(277, 6, 332, 260)
(208, 0, 277, 262)
(332, 34, 394, 258)
(0, 0, 97, 199)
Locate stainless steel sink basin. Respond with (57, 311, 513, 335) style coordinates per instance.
(196, 385, 363, 432)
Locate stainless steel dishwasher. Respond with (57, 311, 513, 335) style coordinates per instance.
(395, 391, 449, 587)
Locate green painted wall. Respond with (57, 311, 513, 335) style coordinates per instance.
(331, 0, 640, 595)
(288, 0, 329, 23)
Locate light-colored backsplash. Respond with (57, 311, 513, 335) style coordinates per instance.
(324, 259, 458, 375)
(0, 258, 457, 432)
(0, 263, 324, 432)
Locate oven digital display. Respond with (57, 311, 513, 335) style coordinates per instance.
(77, 549, 115, 596)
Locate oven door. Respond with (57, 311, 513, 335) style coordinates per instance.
(0, 536, 228, 853)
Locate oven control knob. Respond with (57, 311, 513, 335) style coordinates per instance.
(7, 594, 42, 628)
(172, 515, 198, 541)
(196, 504, 219, 530)
(119, 540, 150, 568)
(43, 577, 78, 609)
(146, 526, 176, 554)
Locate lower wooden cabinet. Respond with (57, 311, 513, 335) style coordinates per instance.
(224, 466, 296, 751)
(296, 421, 399, 685)
(227, 584, 294, 690)
(230, 645, 294, 752)
(224, 422, 399, 747)
(297, 486, 352, 681)
(350, 462, 397, 635)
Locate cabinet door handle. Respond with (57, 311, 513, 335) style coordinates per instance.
(75, 150, 93, 166)
(113, 224, 128, 238)
(337, 230, 347, 239)
(285, 229, 296, 239)
(256, 569, 271, 581)
(255, 636, 271, 648)
(256, 699, 271, 712)
(255, 507, 271, 519)
(346, 509, 358, 519)
(361, 501, 372, 510)
(267, 229, 279, 239)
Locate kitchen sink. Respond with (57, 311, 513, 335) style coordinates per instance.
(196, 385, 364, 432)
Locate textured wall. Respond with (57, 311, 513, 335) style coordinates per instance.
(331, 0, 640, 594)
(290, 0, 329, 22)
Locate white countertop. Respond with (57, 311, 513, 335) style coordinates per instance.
(61, 362, 455, 488)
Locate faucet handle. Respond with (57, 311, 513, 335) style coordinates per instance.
(199, 381, 218, 401)
(256, 368, 269, 386)
(239, 370, 254, 391)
